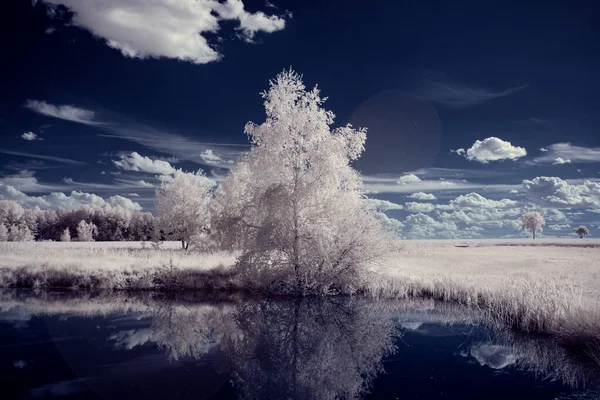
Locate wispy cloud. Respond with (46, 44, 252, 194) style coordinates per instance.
(414, 78, 526, 108)
(24, 100, 99, 125)
(363, 175, 519, 194)
(535, 143, 600, 164)
(0, 150, 85, 165)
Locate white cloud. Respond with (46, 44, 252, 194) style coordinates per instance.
(376, 213, 405, 234)
(0, 183, 142, 210)
(0, 170, 66, 193)
(365, 198, 403, 211)
(397, 174, 421, 184)
(535, 143, 600, 164)
(407, 192, 436, 201)
(405, 202, 436, 213)
(113, 152, 176, 175)
(24, 100, 98, 125)
(0, 149, 85, 165)
(454, 137, 527, 163)
(552, 157, 571, 165)
(21, 132, 40, 141)
(522, 176, 600, 208)
(549, 224, 571, 231)
(449, 192, 518, 209)
(39, 0, 286, 64)
(414, 78, 525, 108)
(200, 149, 222, 164)
(404, 213, 459, 238)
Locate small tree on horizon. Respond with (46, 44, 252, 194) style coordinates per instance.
(574, 226, 589, 239)
(521, 211, 545, 239)
(60, 228, 71, 242)
(76, 220, 97, 242)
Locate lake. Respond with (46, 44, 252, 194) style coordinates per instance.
(1, 291, 598, 399)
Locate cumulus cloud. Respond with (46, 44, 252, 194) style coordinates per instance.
(397, 174, 422, 184)
(407, 192, 437, 201)
(404, 213, 459, 238)
(552, 157, 571, 165)
(364, 198, 403, 211)
(449, 192, 518, 209)
(0, 183, 142, 210)
(414, 78, 525, 108)
(21, 132, 40, 141)
(200, 149, 222, 164)
(405, 202, 436, 213)
(38, 0, 287, 64)
(24, 100, 98, 125)
(113, 152, 176, 175)
(0, 170, 67, 193)
(469, 344, 517, 370)
(453, 137, 527, 163)
(522, 176, 600, 208)
(535, 143, 600, 164)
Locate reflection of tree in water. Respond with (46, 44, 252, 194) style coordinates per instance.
(220, 298, 398, 400)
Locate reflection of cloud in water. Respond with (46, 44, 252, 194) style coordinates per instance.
(109, 328, 153, 349)
(469, 343, 518, 370)
(26, 379, 88, 399)
(398, 321, 423, 330)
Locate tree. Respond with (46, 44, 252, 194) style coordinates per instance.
(76, 220, 97, 242)
(573, 226, 589, 239)
(212, 69, 395, 293)
(155, 170, 214, 250)
(8, 224, 34, 242)
(60, 228, 71, 242)
(0, 224, 8, 242)
(521, 211, 545, 239)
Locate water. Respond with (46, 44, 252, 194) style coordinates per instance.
(0, 291, 598, 400)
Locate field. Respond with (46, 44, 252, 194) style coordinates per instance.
(1, 239, 599, 340)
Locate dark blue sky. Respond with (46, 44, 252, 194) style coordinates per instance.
(1, 0, 599, 238)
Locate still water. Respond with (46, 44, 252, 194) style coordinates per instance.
(1, 291, 598, 400)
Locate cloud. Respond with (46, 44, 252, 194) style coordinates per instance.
(0, 149, 85, 165)
(0, 170, 67, 193)
(200, 149, 222, 164)
(414, 78, 525, 108)
(522, 176, 600, 208)
(469, 344, 517, 370)
(552, 157, 571, 165)
(364, 198, 403, 211)
(449, 192, 518, 209)
(376, 213, 405, 234)
(0, 183, 142, 210)
(407, 192, 436, 201)
(113, 152, 177, 175)
(397, 174, 422, 184)
(38, 0, 286, 64)
(404, 213, 459, 238)
(21, 132, 41, 141)
(405, 202, 436, 213)
(24, 100, 98, 125)
(535, 143, 600, 164)
(453, 137, 527, 163)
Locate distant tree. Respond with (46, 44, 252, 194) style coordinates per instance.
(212, 69, 395, 293)
(522, 211, 545, 239)
(8, 224, 34, 242)
(573, 226, 589, 239)
(155, 170, 214, 250)
(0, 224, 8, 242)
(76, 220, 97, 242)
(60, 228, 71, 242)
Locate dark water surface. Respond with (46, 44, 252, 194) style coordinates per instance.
(0, 291, 598, 400)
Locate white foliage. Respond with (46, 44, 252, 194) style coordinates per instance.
(76, 220, 97, 242)
(521, 211, 545, 239)
(213, 69, 395, 293)
(0, 224, 8, 241)
(8, 224, 34, 242)
(155, 170, 214, 250)
(60, 228, 71, 242)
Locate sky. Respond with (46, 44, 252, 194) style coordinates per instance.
(1, 0, 599, 239)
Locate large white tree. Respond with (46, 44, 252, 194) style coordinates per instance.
(521, 211, 545, 239)
(155, 170, 214, 250)
(213, 69, 395, 293)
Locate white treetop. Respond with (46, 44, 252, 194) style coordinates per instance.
(573, 226, 589, 238)
(155, 170, 214, 250)
(60, 228, 71, 242)
(213, 69, 395, 293)
(521, 211, 545, 239)
(76, 220, 97, 242)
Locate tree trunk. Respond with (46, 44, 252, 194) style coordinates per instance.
(532, 231, 535, 239)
